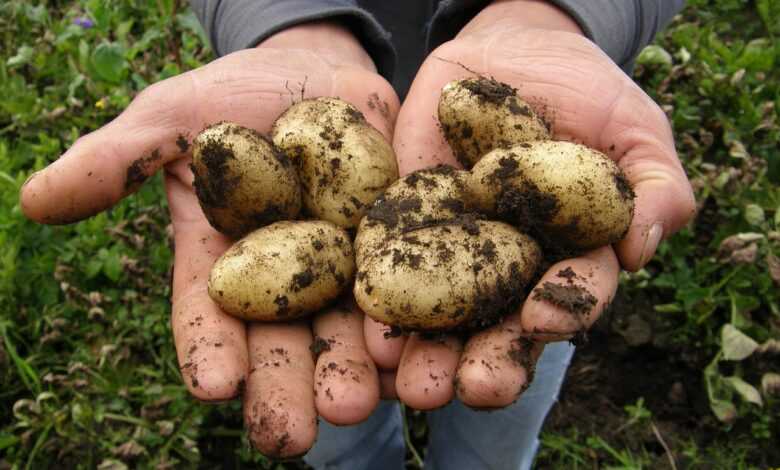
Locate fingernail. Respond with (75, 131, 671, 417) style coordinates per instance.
(639, 222, 664, 267)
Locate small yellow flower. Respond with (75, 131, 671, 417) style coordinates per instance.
(95, 98, 107, 109)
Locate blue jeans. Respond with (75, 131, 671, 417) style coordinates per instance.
(304, 342, 575, 470)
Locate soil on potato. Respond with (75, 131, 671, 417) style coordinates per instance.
(191, 137, 238, 209)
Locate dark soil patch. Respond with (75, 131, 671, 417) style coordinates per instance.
(461, 77, 517, 105)
(614, 170, 636, 202)
(125, 148, 161, 191)
(176, 134, 189, 153)
(291, 268, 315, 292)
(191, 137, 237, 209)
(532, 281, 597, 317)
(309, 336, 331, 359)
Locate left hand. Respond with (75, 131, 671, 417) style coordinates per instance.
(365, 0, 695, 409)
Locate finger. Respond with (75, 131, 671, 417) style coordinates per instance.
(312, 303, 380, 425)
(521, 246, 619, 341)
(379, 370, 398, 399)
(363, 316, 407, 370)
(610, 124, 696, 270)
(455, 313, 544, 409)
(167, 172, 248, 401)
(395, 334, 462, 410)
(393, 52, 466, 174)
(21, 74, 198, 224)
(244, 321, 317, 459)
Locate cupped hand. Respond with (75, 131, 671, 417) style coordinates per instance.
(365, 0, 695, 410)
(20, 22, 399, 458)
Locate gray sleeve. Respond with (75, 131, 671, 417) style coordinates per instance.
(548, 0, 685, 69)
(189, 0, 395, 78)
(427, 0, 685, 71)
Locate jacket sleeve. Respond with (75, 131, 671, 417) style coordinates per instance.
(189, 0, 395, 78)
(548, 0, 685, 69)
(427, 0, 685, 71)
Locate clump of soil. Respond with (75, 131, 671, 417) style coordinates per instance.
(309, 336, 332, 359)
(461, 77, 517, 105)
(125, 149, 162, 191)
(176, 134, 189, 153)
(532, 281, 597, 316)
(465, 261, 526, 331)
(614, 171, 636, 202)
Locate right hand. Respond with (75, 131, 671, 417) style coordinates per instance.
(20, 21, 399, 459)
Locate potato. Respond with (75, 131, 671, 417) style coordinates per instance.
(354, 220, 541, 331)
(469, 141, 635, 251)
(271, 97, 399, 228)
(355, 166, 472, 265)
(208, 221, 354, 321)
(438, 77, 550, 168)
(192, 122, 301, 239)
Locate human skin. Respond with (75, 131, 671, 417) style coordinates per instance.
(363, 0, 696, 410)
(20, 21, 399, 459)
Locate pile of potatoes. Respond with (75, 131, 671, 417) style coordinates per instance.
(192, 98, 398, 321)
(353, 78, 634, 331)
(193, 77, 634, 332)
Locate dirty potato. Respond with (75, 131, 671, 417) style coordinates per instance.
(438, 77, 550, 169)
(354, 166, 472, 265)
(355, 220, 541, 331)
(208, 221, 354, 321)
(271, 97, 399, 228)
(469, 141, 635, 251)
(192, 122, 301, 239)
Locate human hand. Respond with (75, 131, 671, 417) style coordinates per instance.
(365, 0, 695, 409)
(20, 22, 399, 458)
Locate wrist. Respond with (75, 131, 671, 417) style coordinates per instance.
(257, 21, 377, 72)
(458, 0, 583, 38)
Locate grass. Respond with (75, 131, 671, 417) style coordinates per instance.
(0, 0, 777, 468)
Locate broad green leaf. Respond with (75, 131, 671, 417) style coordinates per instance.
(637, 45, 673, 67)
(735, 38, 775, 72)
(762, 372, 780, 397)
(0, 433, 19, 451)
(724, 376, 763, 406)
(6, 45, 34, 68)
(710, 398, 738, 423)
(87, 0, 111, 32)
(721, 324, 758, 360)
(91, 42, 126, 83)
(115, 19, 134, 41)
(102, 249, 122, 282)
(744, 204, 765, 226)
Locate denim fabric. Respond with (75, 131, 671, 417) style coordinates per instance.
(304, 341, 575, 470)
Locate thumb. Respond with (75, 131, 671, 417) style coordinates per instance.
(20, 73, 196, 224)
